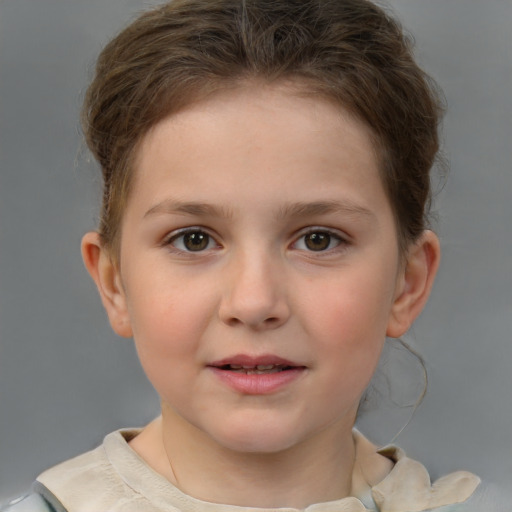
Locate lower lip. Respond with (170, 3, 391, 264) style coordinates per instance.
(209, 367, 306, 395)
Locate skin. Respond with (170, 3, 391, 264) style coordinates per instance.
(82, 82, 440, 508)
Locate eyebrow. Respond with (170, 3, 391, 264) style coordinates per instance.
(144, 200, 233, 219)
(144, 199, 374, 221)
(277, 200, 375, 220)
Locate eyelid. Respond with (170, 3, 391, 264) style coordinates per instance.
(291, 227, 350, 252)
(163, 226, 221, 252)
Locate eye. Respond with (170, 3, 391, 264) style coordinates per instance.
(293, 229, 345, 252)
(166, 229, 218, 252)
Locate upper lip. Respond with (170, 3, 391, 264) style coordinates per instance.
(208, 354, 304, 369)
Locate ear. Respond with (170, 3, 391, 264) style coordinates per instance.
(81, 232, 133, 338)
(386, 230, 441, 338)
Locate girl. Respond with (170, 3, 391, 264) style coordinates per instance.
(1, 0, 505, 510)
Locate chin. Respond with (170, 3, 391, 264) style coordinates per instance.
(207, 416, 305, 455)
(219, 434, 297, 455)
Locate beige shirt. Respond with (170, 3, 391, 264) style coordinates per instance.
(36, 429, 480, 512)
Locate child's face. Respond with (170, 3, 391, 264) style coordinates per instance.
(99, 84, 414, 453)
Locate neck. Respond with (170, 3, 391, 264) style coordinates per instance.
(132, 406, 358, 509)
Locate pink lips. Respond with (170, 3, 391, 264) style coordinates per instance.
(207, 354, 307, 395)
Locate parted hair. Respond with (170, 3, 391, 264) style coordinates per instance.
(82, 0, 444, 257)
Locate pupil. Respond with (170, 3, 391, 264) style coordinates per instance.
(184, 232, 208, 251)
(305, 232, 330, 251)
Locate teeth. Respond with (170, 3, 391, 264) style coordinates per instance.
(234, 364, 278, 370)
(226, 363, 285, 374)
(247, 368, 282, 375)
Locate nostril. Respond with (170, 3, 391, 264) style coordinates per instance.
(226, 317, 242, 327)
(223, 315, 282, 329)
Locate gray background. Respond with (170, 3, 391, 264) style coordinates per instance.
(1, 0, 511, 501)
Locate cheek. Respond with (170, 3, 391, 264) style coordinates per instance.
(306, 271, 394, 338)
(301, 270, 394, 381)
(124, 277, 216, 369)
(126, 292, 213, 405)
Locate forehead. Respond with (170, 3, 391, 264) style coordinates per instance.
(139, 83, 377, 171)
(126, 82, 389, 223)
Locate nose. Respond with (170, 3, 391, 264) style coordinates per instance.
(218, 250, 290, 331)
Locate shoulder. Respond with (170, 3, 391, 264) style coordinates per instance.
(368, 441, 512, 512)
(370, 443, 482, 512)
(0, 483, 66, 512)
(1, 495, 52, 512)
(0, 442, 111, 512)
(24, 428, 188, 512)
(34, 430, 142, 512)
(5, 429, 159, 512)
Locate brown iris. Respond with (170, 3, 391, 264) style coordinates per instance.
(183, 231, 210, 251)
(304, 232, 331, 251)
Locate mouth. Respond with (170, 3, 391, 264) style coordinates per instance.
(214, 363, 298, 375)
(208, 354, 305, 373)
(207, 355, 306, 394)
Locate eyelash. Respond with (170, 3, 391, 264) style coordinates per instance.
(291, 228, 348, 254)
(164, 228, 219, 254)
(162, 227, 349, 255)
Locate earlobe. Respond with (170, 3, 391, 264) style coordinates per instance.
(386, 230, 441, 338)
(81, 232, 133, 338)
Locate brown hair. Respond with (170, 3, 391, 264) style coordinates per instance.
(82, 0, 444, 258)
